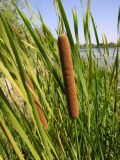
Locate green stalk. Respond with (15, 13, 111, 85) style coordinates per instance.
(0, 117, 25, 160)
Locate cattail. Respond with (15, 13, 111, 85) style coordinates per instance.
(35, 101, 48, 129)
(26, 74, 48, 129)
(58, 34, 79, 118)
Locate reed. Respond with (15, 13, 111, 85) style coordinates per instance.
(26, 74, 48, 129)
(0, 1, 120, 159)
(58, 34, 79, 118)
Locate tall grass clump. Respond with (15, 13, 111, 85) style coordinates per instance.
(0, 0, 120, 160)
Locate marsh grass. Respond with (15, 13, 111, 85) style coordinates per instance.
(0, 0, 120, 159)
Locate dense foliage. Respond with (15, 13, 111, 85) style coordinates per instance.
(0, 0, 120, 160)
(0, 0, 24, 25)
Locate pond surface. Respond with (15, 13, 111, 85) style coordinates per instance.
(80, 47, 119, 67)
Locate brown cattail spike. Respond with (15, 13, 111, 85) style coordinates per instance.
(26, 74, 48, 129)
(58, 34, 79, 118)
(35, 102, 48, 129)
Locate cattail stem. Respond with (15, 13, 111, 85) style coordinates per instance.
(58, 34, 79, 118)
(26, 74, 48, 129)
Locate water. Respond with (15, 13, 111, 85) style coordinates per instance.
(80, 47, 119, 67)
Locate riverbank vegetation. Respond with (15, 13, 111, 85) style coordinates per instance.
(0, 0, 120, 159)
